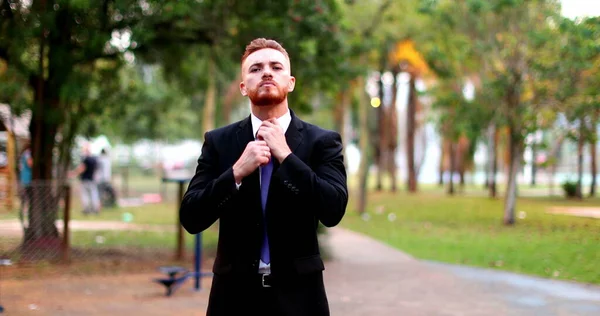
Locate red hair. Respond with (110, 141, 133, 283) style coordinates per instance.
(241, 38, 290, 64)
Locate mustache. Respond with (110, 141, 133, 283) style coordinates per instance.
(259, 80, 277, 87)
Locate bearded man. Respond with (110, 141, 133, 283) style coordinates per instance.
(180, 38, 348, 316)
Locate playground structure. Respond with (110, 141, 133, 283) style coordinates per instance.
(0, 104, 31, 210)
(154, 177, 212, 296)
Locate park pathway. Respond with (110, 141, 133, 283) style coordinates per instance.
(324, 228, 600, 316)
(2, 227, 600, 315)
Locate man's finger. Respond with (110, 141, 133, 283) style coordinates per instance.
(261, 120, 276, 127)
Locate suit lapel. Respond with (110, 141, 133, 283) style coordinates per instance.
(236, 115, 254, 154)
(285, 110, 304, 155)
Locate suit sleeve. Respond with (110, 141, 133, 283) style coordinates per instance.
(275, 131, 348, 227)
(179, 131, 238, 234)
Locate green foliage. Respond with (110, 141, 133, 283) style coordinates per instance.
(1, 0, 355, 168)
(418, 0, 488, 146)
(86, 64, 200, 143)
(561, 180, 578, 198)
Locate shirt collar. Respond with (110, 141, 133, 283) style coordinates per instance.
(250, 109, 292, 139)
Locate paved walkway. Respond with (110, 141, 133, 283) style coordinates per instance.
(2, 227, 600, 315)
(324, 228, 600, 316)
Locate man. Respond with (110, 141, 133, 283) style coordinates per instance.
(180, 38, 348, 316)
(96, 148, 116, 208)
(70, 145, 100, 214)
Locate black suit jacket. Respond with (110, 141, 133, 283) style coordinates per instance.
(180, 111, 348, 316)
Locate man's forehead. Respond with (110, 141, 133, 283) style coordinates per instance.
(243, 48, 290, 69)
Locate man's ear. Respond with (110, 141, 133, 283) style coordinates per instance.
(240, 82, 247, 96)
(288, 76, 296, 92)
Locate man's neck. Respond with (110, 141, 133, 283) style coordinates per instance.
(251, 101, 289, 120)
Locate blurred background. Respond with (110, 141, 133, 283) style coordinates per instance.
(0, 0, 599, 314)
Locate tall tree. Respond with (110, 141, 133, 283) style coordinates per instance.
(557, 17, 600, 199)
(419, 0, 485, 196)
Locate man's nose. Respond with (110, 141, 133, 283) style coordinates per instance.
(262, 67, 273, 78)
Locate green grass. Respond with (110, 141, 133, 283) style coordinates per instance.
(341, 190, 600, 285)
(70, 228, 218, 250)
(67, 202, 181, 224)
(65, 201, 219, 251)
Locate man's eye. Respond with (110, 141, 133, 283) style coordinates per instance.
(273, 66, 282, 70)
(250, 68, 260, 72)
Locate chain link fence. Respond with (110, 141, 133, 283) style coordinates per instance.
(0, 176, 215, 277)
(2, 181, 70, 263)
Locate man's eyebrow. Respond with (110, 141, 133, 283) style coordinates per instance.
(248, 61, 284, 68)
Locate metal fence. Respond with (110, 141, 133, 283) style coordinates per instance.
(0, 176, 207, 277)
(1, 181, 70, 263)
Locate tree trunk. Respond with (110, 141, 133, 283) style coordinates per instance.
(576, 118, 585, 199)
(25, 97, 61, 255)
(333, 89, 347, 142)
(548, 134, 566, 197)
(484, 125, 492, 189)
(590, 119, 597, 197)
(447, 142, 456, 195)
(489, 124, 498, 198)
(439, 139, 445, 187)
(334, 86, 351, 171)
(406, 74, 417, 192)
(388, 70, 399, 192)
(503, 131, 520, 225)
(357, 75, 370, 214)
(221, 88, 231, 126)
(221, 74, 242, 125)
(202, 52, 216, 134)
(458, 138, 466, 190)
(23, 2, 69, 256)
(530, 137, 537, 187)
(375, 71, 385, 191)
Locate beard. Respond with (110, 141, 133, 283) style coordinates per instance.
(247, 84, 287, 106)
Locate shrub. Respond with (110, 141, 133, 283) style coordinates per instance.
(561, 180, 578, 198)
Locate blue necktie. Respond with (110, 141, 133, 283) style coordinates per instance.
(260, 159, 273, 264)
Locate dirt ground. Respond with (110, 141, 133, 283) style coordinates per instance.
(1, 272, 212, 315)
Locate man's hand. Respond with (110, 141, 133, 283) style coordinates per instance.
(232, 140, 271, 184)
(256, 119, 292, 163)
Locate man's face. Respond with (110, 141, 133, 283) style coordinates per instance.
(240, 48, 295, 106)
